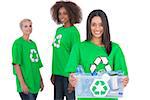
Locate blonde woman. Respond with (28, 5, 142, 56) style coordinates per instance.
(12, 19, 44, 100)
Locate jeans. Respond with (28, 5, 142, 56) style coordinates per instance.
(54, 75, 75, 100)
(19, 92, 38, 100)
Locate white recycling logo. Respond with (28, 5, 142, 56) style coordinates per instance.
(30, 49, 39, 62)
(90, 79, 110, 97)
(89, 57, 112, 97)
(90, 57, 112, 73)
(53, 34, 62, 48)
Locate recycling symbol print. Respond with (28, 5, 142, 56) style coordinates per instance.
(30, 49, 39, 62)
(89, 57, 112, 97)
(53, 34, 62, 48)
(90, 57, 112, 75)
(90, 79, 110, 97)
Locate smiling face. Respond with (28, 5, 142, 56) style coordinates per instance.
(91, 16, 104, 40)
(21, 20, 32, 35)
(58, 7, 70, 24)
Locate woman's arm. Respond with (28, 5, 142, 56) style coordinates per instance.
(40, 73, 44, 91)
(14, 64, 29, 94)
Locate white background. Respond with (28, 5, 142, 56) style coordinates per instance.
(0, 0, 150, 100)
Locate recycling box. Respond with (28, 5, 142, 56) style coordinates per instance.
(75, 73, 125, 98)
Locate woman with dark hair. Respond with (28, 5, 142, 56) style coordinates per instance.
(50, 1, 82, 100)
(86, 9, 111, 55)
(66, 9, 129, 100)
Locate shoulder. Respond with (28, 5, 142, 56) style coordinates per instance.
(56, 26, 63, 31)
(111, 42, 119, 47)
(12, 37, 24, 50)
(13, 37, 23, 45)
(111, 41, 122, 51)
(30, 39, 35, 43)
(74, 40, 89, 48)
(30, 39, 37, 46)
(71, 26, 79, 32)
(81, 40, 89, 45)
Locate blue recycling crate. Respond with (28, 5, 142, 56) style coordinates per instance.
(75, 73, 125, 98)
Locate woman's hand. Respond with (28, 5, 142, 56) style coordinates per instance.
(69, 73, 77, 87)
(68, 83, 75, 93)
(122, 76, 129, 88)
(21, 83, 29, 94)
(50, 74, 55, 85)
(14, 64, 29, 94)
(68, 73, 77, 93)
(40, 78, 44, 91)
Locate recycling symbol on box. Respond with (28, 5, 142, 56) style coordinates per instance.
(89, 57, 112, 97)
(90, 79, 110, 97)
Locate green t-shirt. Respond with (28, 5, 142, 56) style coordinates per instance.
(12, 37, 43, 93)
(66, 41, 128, 100)
(52, 25, 80, 77)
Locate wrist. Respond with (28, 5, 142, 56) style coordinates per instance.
(20, 80, 26, 86)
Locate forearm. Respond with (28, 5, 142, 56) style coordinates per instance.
(14, 64, 25, 86)
(40, 72, 43, 81)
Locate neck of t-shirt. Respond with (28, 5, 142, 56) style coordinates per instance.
(91, 38, 104, 46)
(63, 22, 73, 28)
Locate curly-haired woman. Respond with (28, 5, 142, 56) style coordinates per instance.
(50, 1, 82, 100)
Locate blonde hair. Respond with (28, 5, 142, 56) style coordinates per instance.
(19, 19, 32, 29)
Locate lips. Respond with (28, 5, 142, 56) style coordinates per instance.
(60, 18, 65, 22)
(94, 31, 102, 35)
(25, 30, 32, 34)
(95, 32, 100, 34)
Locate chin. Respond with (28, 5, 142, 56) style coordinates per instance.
(94, 35, 102, 38)
(26, 33, 31, 35)
(60, 20, 65, 23)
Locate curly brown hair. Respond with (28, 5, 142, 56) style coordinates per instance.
(50, 1, 82, 24)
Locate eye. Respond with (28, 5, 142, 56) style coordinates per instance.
(24, 25, 28, 28)
(63, 11, 68, 15)
(58, 12, 61, 16)
(99, 23, 103, 27)
(29, 25, 32, 27)
(91, 23, 96, 27)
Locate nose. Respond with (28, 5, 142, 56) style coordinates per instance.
(28, 27, 32, 31)
(28, 26, 32, 30)
(95, 25, 100, 31)
(59, 13, 64, 18)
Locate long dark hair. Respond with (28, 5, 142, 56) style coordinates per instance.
(50, 1, 82, 24)
(86, 9, 112, 55)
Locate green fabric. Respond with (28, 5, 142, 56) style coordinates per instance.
(66, 41, 128, 100)
(12, 37, 43, 93)
(52, 26, 80, 77)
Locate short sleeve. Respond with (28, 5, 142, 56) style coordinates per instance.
(12, 41, 22, 75)
(12, 42, 22, 66)
(71, 27, 80, 49)
(113, 44, 128, 75)
(66, 44, 80, 73)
